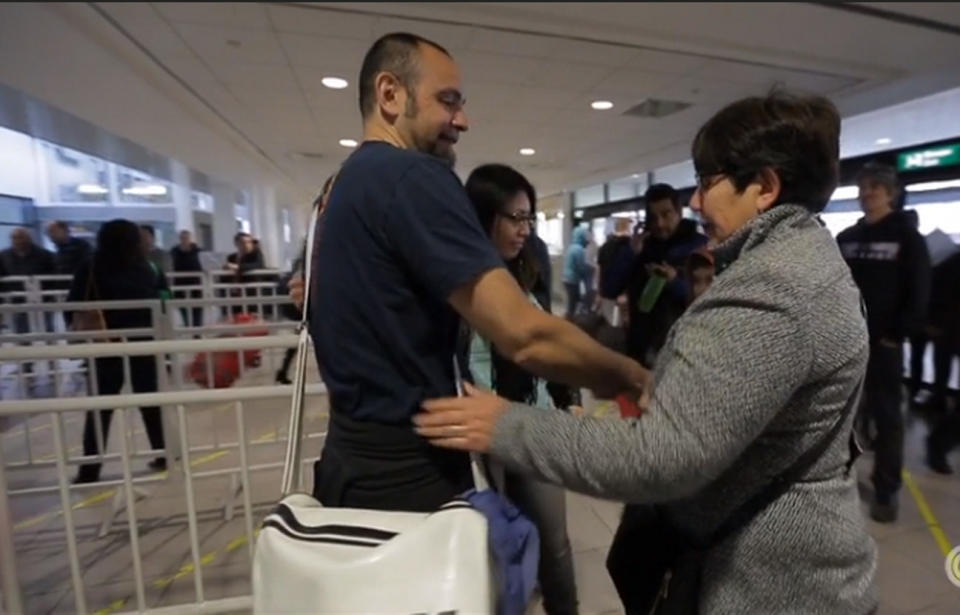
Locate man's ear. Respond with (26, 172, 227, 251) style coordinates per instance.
(375, 71, 405, 122)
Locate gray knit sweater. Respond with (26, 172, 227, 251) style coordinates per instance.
(491, 204, 878, 614)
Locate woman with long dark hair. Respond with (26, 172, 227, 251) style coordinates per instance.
(67, 219, 169, 483)
(464, 164, 578, 615)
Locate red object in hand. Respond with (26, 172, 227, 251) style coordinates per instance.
(617, 393, 644, 418)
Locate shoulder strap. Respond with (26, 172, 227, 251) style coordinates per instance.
(704, 374, 864, 548)
(279, 192, 327, 495)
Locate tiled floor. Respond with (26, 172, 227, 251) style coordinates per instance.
(2, 352, 959, 614)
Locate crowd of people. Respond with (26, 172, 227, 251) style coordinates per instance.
(0, 220, 278, 482)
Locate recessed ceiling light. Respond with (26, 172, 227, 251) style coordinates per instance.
(339, 139, 358, 148)
(322, 77, 349, 90)
(591, 100, 614, 110)
(631, 173, 641, 179)
(519, 148, 536, 156)
(875, 137, 892, 145)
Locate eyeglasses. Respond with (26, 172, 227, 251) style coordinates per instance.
(498, 211, 536, 225)
(694, 172, 725, 194)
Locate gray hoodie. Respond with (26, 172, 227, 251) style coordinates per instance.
(491, 204, 877, 614)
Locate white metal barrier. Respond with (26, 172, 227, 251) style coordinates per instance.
(1, 325, 324, 614)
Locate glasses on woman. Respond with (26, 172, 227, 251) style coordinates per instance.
(498, 211, 536, 225)
(694, 172, 725, 194)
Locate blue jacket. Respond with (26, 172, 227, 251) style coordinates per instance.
(562, 227, 592, 285)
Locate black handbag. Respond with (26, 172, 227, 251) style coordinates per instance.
(608, 377, 865, 614)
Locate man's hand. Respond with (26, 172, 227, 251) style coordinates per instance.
(225, 262, 239, 272)
(648, 262, 677, 282)
(590, 357, 647, 400)
(415, 382, 509, 452)
(289, 274, 305, 310)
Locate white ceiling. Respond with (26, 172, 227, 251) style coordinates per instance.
(3, 2, 960, 201)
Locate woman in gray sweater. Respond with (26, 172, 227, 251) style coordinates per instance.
(416, 92, 878, 614)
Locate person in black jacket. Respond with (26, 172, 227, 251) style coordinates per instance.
(1, 228, 56, 382)
(837, 161, 931, 522)
(0, 227, 56, 332)
(170, 230, 204, 328)
(925, 250, 960, 474)
(596, 218, 634, 327)
(46, 220, 92, 276)
(615, 184, 708, 367)
(225, 232, 266, 316)
(67, 219, 169, 483)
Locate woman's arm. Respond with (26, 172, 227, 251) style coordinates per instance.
(420, 283, 812, 503)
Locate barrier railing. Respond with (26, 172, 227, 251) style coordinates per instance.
(0, 334, 326, 615)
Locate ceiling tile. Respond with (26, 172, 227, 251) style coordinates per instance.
(267, 5, 373, 39)
(371, 17, 475, 51)
(173, 23, 287, 66)
(466, 29, 553, 59)
(623, 48, 708, 76)
(154, 3, 269, 29)
(279, 33, 371, 70)
(215, 63, 301, 92)
(527, 60, 615, 92)
(458, 52, 542, 86)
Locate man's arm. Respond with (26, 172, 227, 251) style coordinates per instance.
(449, 268, 647, 396)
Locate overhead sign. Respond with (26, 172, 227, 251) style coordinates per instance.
(898, 143, 960, 171)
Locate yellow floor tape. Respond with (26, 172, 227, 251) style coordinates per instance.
(902, 469, 954, 557)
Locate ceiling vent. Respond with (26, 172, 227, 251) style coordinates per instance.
(622, 98, 691, 118)
(290, 152, 325, 162)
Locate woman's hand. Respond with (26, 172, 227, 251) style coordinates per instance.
(289, 274, 305, 310)
(415, 382, 510, 452)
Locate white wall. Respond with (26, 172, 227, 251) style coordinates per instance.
(170, 159, 193, 235)
(0, 126, 38, 199)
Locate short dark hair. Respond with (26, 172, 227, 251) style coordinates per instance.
(855, 161, 900, 198)
(50, 220, 69, 232)
(644, 183, 680, 211)
(691, 91, 840, 213)
(234, 232, 250, 243)
(358, 32, 451, 118)
(139, 224, 155, 238)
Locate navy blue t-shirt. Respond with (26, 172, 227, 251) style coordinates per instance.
(310, 142, 503, 424)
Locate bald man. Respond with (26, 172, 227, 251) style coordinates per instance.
(1, 229, 56, 376)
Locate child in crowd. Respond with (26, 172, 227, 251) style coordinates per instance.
(685, 247, 715, 305)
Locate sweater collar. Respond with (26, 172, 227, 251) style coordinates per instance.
(712, 204, 812, 274)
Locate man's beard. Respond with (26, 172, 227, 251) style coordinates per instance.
(405, 98, 456, 166)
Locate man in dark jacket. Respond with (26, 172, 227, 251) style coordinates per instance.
(925, 250, 960, 474)
(46, 220, 92, 276)
(0, 227, 56, 333)
(170, 229, 204, 327)
(1, 228, 57, 382)
(596, 217, 634, 327)
(617, 183, 707, 366)
(837, 161, 931, 522)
